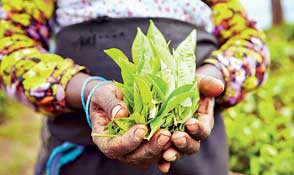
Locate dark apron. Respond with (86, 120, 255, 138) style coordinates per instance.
(38, 17, 228, 175)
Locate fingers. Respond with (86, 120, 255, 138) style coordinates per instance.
(93, 123, 148, 159)
(185, 97, 215, 140)
(123, 129, 171, 163)
(171, 131, 200, 155)
(92, 82, 129, 119)
(196, 64, 225, 97)
(164, 97, 214, 163)
(197, 74, 224, 97)
(158, 161, 171, 173)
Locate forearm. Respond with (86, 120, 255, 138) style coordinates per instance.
(0, 0, 85, 115)
(204, 0, 270, 107)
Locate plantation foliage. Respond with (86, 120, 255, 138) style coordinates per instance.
(225, 24, 294, 174)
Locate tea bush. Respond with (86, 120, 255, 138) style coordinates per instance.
(225, 24, 294, 175)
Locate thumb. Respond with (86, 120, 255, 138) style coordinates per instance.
(92, 83, 129, 119)
(101, 94, 128, 119)
(197, 74, 224, 97)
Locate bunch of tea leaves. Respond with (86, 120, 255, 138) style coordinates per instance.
(99, 21, 199, 140)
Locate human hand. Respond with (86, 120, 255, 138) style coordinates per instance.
(87, 81, 172, 170)
(158, 64, 225, 173)
(90, 104, 172, 169)
(67, 73, 172, 170)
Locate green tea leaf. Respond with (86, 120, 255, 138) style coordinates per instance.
(160, 91, 193, 117)
(145, 74, 168, 100)
(146, 21, 175, 70)
(134, 75, 152, 104)
(159, 84, 195, 123)
(177, 107, 194, 124)
(190, 81, 200, 110)
(148, 115, 165, 140)
(147, 20, 169, 50)
(132, 28, 154, 74)
(130, 112, 145, 124)
(115, 82, 134, 107)
(134, 85, 143, 113)
(162, 113, 174, 128)
(146, 105, 158, 121)
(165, 84, 194, 102)
(104, 48, 135, 86)
(175, 30, 197, 87)
(159, 68, 175, 95)
(114, 118, 135, 131)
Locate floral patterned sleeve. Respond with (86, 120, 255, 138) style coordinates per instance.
(0, 0, 85, 115)
(204, 0, 270, 107)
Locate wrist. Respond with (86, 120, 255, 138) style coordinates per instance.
(66, 73, 90, 109)
(66, 73, 106, 109)
(84, 79, 102, 100)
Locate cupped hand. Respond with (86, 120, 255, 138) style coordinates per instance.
(89, 82, 172, 170)
(158, 64, 225, 173)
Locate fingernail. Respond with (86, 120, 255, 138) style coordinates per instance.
(169, 155, 177, 162)
(174, 137, 187, 147)
(164, 153, 177, 162)
(187, 124, 199, 135)
(157, 134, 170, 146)
(186, 119, 200, 135)
(159, 162, 170, 173)
(134, 128, 147, 141)
(186, 118, 197, 126)
(111, 105, 122, 118)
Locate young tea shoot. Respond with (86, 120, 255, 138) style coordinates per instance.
(100, 21, 199, 140)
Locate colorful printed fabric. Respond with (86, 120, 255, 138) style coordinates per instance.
(55, 0, 214, 33)
(204, 0, 270, 107)
(0, 0, 85, 115)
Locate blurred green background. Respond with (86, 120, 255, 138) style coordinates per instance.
(0, 1, 294, 174)
(224, 24, 294, 175)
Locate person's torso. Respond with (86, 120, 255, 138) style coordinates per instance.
(52, 0, 213, 34)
